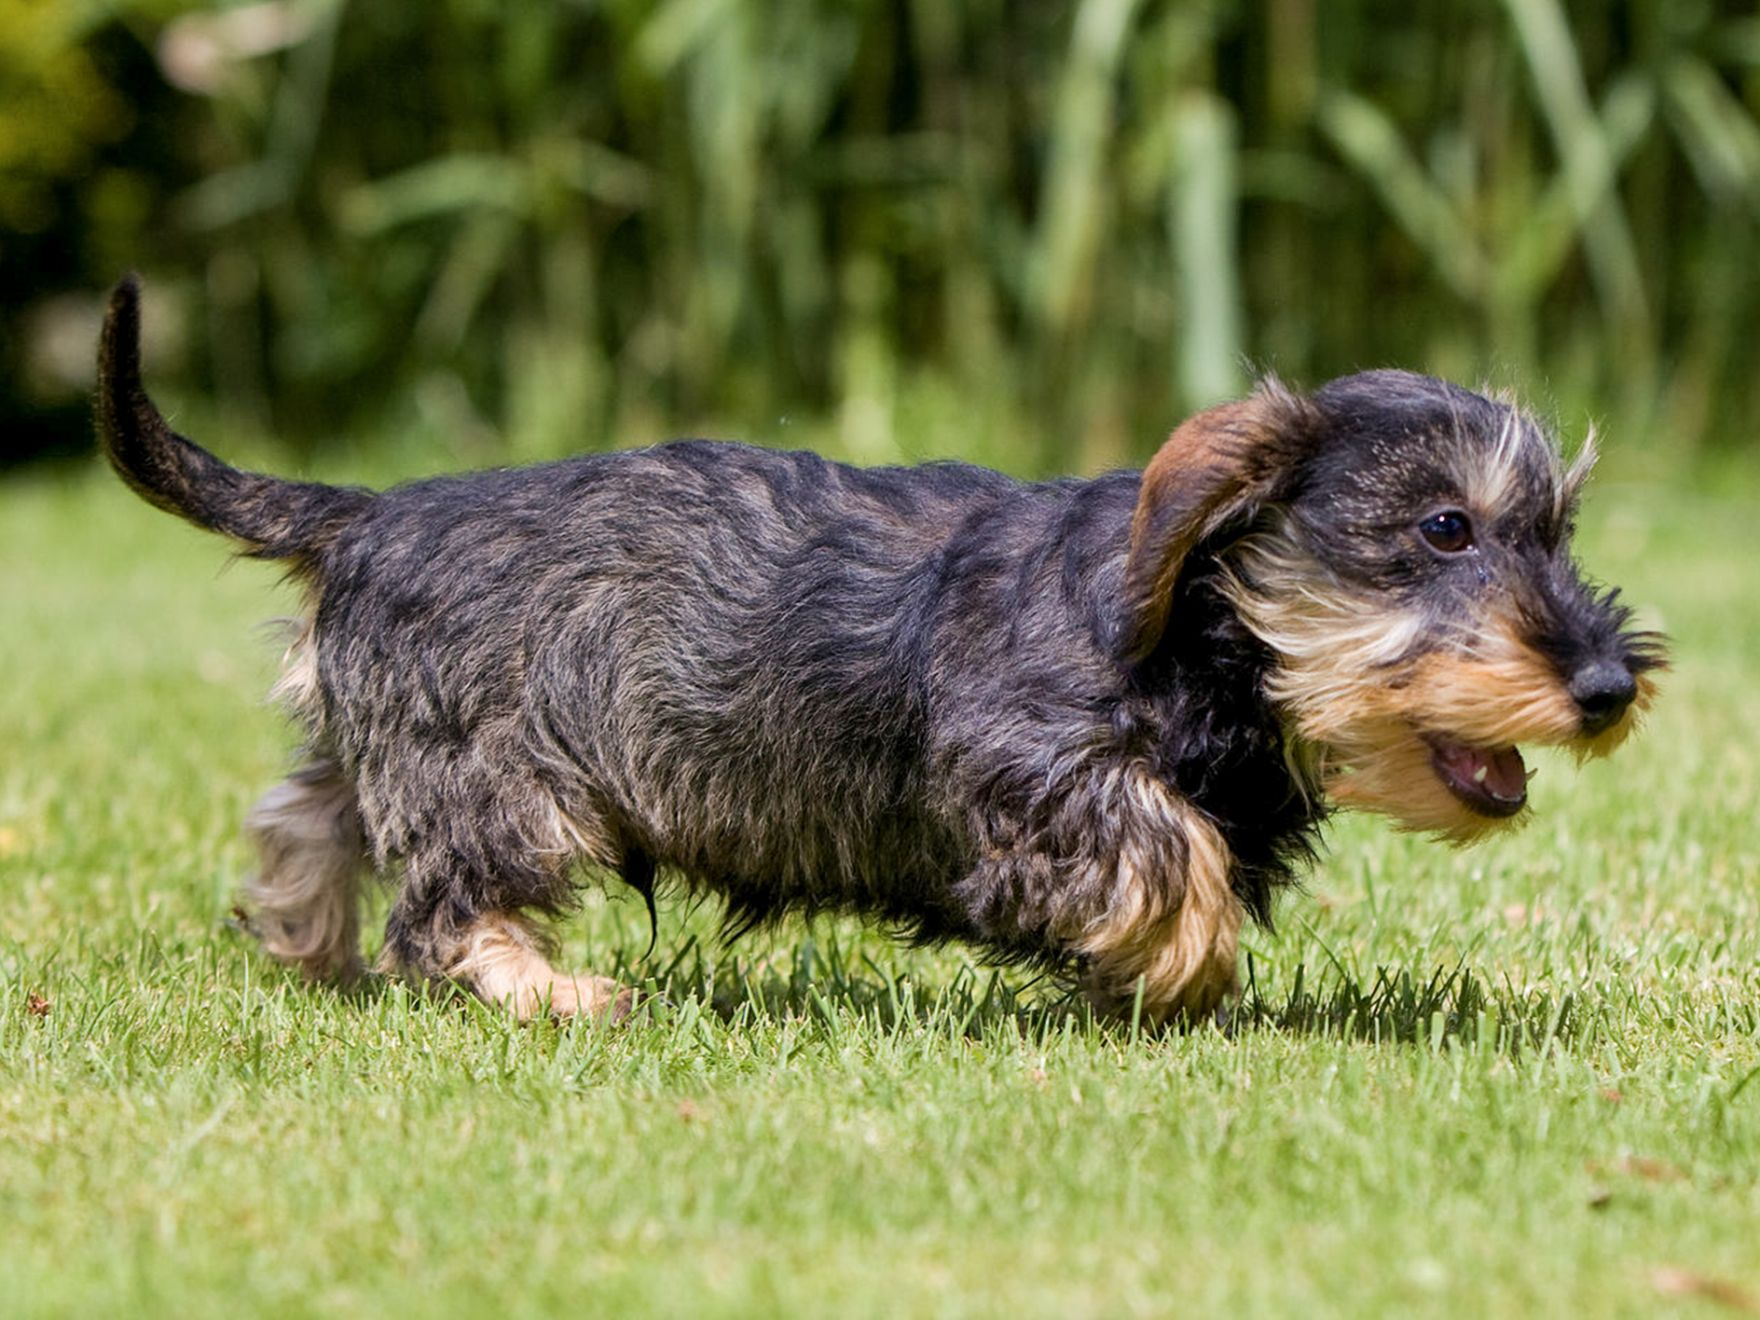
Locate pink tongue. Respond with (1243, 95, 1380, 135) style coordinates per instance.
(1476, 746, 1527, 800)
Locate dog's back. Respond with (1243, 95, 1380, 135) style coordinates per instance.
(308, 441, 1050, 942)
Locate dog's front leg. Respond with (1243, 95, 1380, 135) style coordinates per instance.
(1058, 799, 1243, 1026)
(963, 774, 1243, 1025)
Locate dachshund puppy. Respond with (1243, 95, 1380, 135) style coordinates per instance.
(95, 277, 1660, 1024)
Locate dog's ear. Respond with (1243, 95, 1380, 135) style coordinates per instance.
(1117, 383, 1316, 664)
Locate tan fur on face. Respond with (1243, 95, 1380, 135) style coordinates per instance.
(1314, 621, 1583, 748)
(244, 762, 366, 980)
(443, 912, 633, 1023)
(1220, 528, 1655, 843)
(1311, 670, 1651, 844)
(1059, 773, 1241, 1023)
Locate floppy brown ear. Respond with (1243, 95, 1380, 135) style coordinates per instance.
(1117, 384, 1316, 664)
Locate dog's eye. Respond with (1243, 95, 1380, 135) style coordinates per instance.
(1419, 510, 1475, 553)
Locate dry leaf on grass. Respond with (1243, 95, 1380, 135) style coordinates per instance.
(1617, 1155, 1686, 1182)
(1587, 1154, 1686, 1183)
(1652, 1268, 1760, 1314)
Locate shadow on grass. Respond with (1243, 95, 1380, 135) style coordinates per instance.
(623, 932, 1092, 1041)
(613, 934, 1591, 1057)
(1233, 955, 1589, 1055)
(196, 868, 1595, 1054)
(181, 916, 1589, 1057)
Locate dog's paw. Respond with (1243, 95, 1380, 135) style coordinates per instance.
(538, 974, 636, 1025)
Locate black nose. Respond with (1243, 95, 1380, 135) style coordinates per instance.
(1569, 661, 1637, 736)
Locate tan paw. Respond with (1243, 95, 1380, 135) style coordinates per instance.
(538, 974, 636, 1024)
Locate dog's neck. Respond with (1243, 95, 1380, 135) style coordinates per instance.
(1124, 548, 1329, 925)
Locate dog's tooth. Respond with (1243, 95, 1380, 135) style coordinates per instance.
(1473, 764, 1489, 784)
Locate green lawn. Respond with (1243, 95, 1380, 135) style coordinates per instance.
(1, 453, 1756, 1318)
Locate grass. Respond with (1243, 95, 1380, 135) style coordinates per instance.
(1, 443, 1758, 1318)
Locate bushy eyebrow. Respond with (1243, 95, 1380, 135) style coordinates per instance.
(1441, 397, 1592, 547)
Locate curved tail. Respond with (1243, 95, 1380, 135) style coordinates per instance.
(96, 275, 372, 565)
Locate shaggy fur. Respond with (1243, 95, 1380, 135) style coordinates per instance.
(95, 277, 1663, 1024)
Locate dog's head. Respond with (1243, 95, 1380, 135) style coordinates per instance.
(1119, 369, 1665, 842)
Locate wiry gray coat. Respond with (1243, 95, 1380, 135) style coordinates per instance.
(95, 277, 1659, 1023)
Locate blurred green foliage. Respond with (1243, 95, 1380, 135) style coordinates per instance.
(7, 0, 1760, 467)
(0, 3, 123, 234)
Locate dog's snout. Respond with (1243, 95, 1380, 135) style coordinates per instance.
(1569, 660, 1637, 736)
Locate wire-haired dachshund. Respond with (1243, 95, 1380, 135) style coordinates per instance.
(95, 277, 1662, 1025)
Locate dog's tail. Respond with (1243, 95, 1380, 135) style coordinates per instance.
(96, 275, 372, 565)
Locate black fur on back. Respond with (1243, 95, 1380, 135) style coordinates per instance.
(290, 440, 1322, 970)
(97, 279, 1346, 1015)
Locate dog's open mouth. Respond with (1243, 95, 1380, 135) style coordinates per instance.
(1425, 737, 1529, 817)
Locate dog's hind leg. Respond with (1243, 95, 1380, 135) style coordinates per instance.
(447, 910, 632, 1022)
(244, 760, 368, 981)
(363, 759, 637, 1021)
(380, 899, 634, 1023)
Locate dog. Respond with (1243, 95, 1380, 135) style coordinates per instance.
(95, 276, 1662, 1025)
